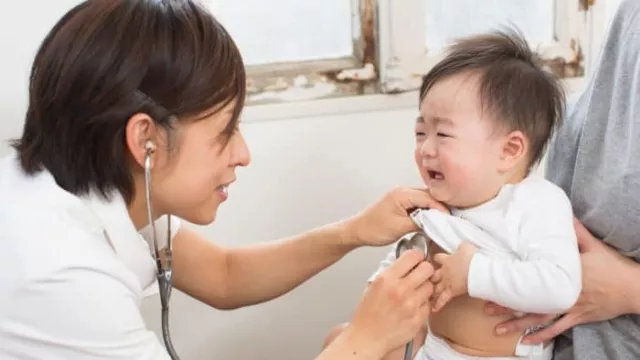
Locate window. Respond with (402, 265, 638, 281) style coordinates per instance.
(209, 0, 377, 105)
(378, 0, 590, 93)
(208, 0, 598, 105)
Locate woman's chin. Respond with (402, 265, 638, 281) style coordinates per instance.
(177, 205, 219, 226)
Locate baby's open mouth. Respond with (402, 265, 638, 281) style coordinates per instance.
(428, 170, 444, 180)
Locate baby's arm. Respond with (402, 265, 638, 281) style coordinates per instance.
(466, 187, 582, 314)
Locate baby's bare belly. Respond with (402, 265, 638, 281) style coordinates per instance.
(428, 295, 522, 356)
(427, 243, 523, 357)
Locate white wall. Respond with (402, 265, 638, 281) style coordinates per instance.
(0, 1, 616, 360)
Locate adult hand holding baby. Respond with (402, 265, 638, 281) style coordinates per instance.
(485, 218, 640, 345)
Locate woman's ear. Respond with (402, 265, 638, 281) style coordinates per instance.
(125, 113, 157, 168)
(499, 130, 528, 171)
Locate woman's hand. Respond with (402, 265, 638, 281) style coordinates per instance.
(486, 218, 640, 345)
(343, 250, 434, 358)
(347, 187, 448, 247)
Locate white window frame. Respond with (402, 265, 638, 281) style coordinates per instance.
(243, 0, 380, 105)
(377, 0, 591, 92)
(243, 0, 602, 123)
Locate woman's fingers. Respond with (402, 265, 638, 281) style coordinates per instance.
(495, 313, 556, 336)
(416, 278, 435, 307)
(387, 249, 427, 278)
(403, 260, 434, 289)
(398, 187, 449, 214)
(521, 313, 576, 345)
(484, 301, 515, 316)
(415, 289, 432, 325)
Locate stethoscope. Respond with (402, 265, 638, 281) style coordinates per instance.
(144, 140, 181, 360)
(394, 209, 429, 360)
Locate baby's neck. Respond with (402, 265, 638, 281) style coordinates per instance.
(505, 166, 529, 185)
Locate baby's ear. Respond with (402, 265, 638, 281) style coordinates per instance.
(498, 130, 528, 171)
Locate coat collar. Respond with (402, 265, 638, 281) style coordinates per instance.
(4, 150, 157, 294)
(3, 150, 159, 294)
(78, 190, 158, 294)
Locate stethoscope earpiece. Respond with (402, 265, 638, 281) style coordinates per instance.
(144, 140, 156, 154)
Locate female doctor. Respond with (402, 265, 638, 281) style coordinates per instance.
(0, 1, 438, 359)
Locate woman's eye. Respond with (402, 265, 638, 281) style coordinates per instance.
(437, 132, 450, 138)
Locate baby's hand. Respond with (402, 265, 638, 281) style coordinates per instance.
(431, 241, 477, 312)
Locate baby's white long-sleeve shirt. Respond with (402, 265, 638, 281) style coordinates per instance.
(372, 176, 582, 315)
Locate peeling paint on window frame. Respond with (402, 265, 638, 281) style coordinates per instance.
(245, 0, 379, 105)
(245, 0, 596, 106)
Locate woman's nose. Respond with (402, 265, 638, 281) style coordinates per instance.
(231, 132, 251, 167)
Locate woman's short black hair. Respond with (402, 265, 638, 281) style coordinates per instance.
(11, 0, 246, 203)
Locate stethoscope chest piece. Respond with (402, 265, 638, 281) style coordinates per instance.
(395, 208, 429, 259)
(394, 232, 429, 259)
